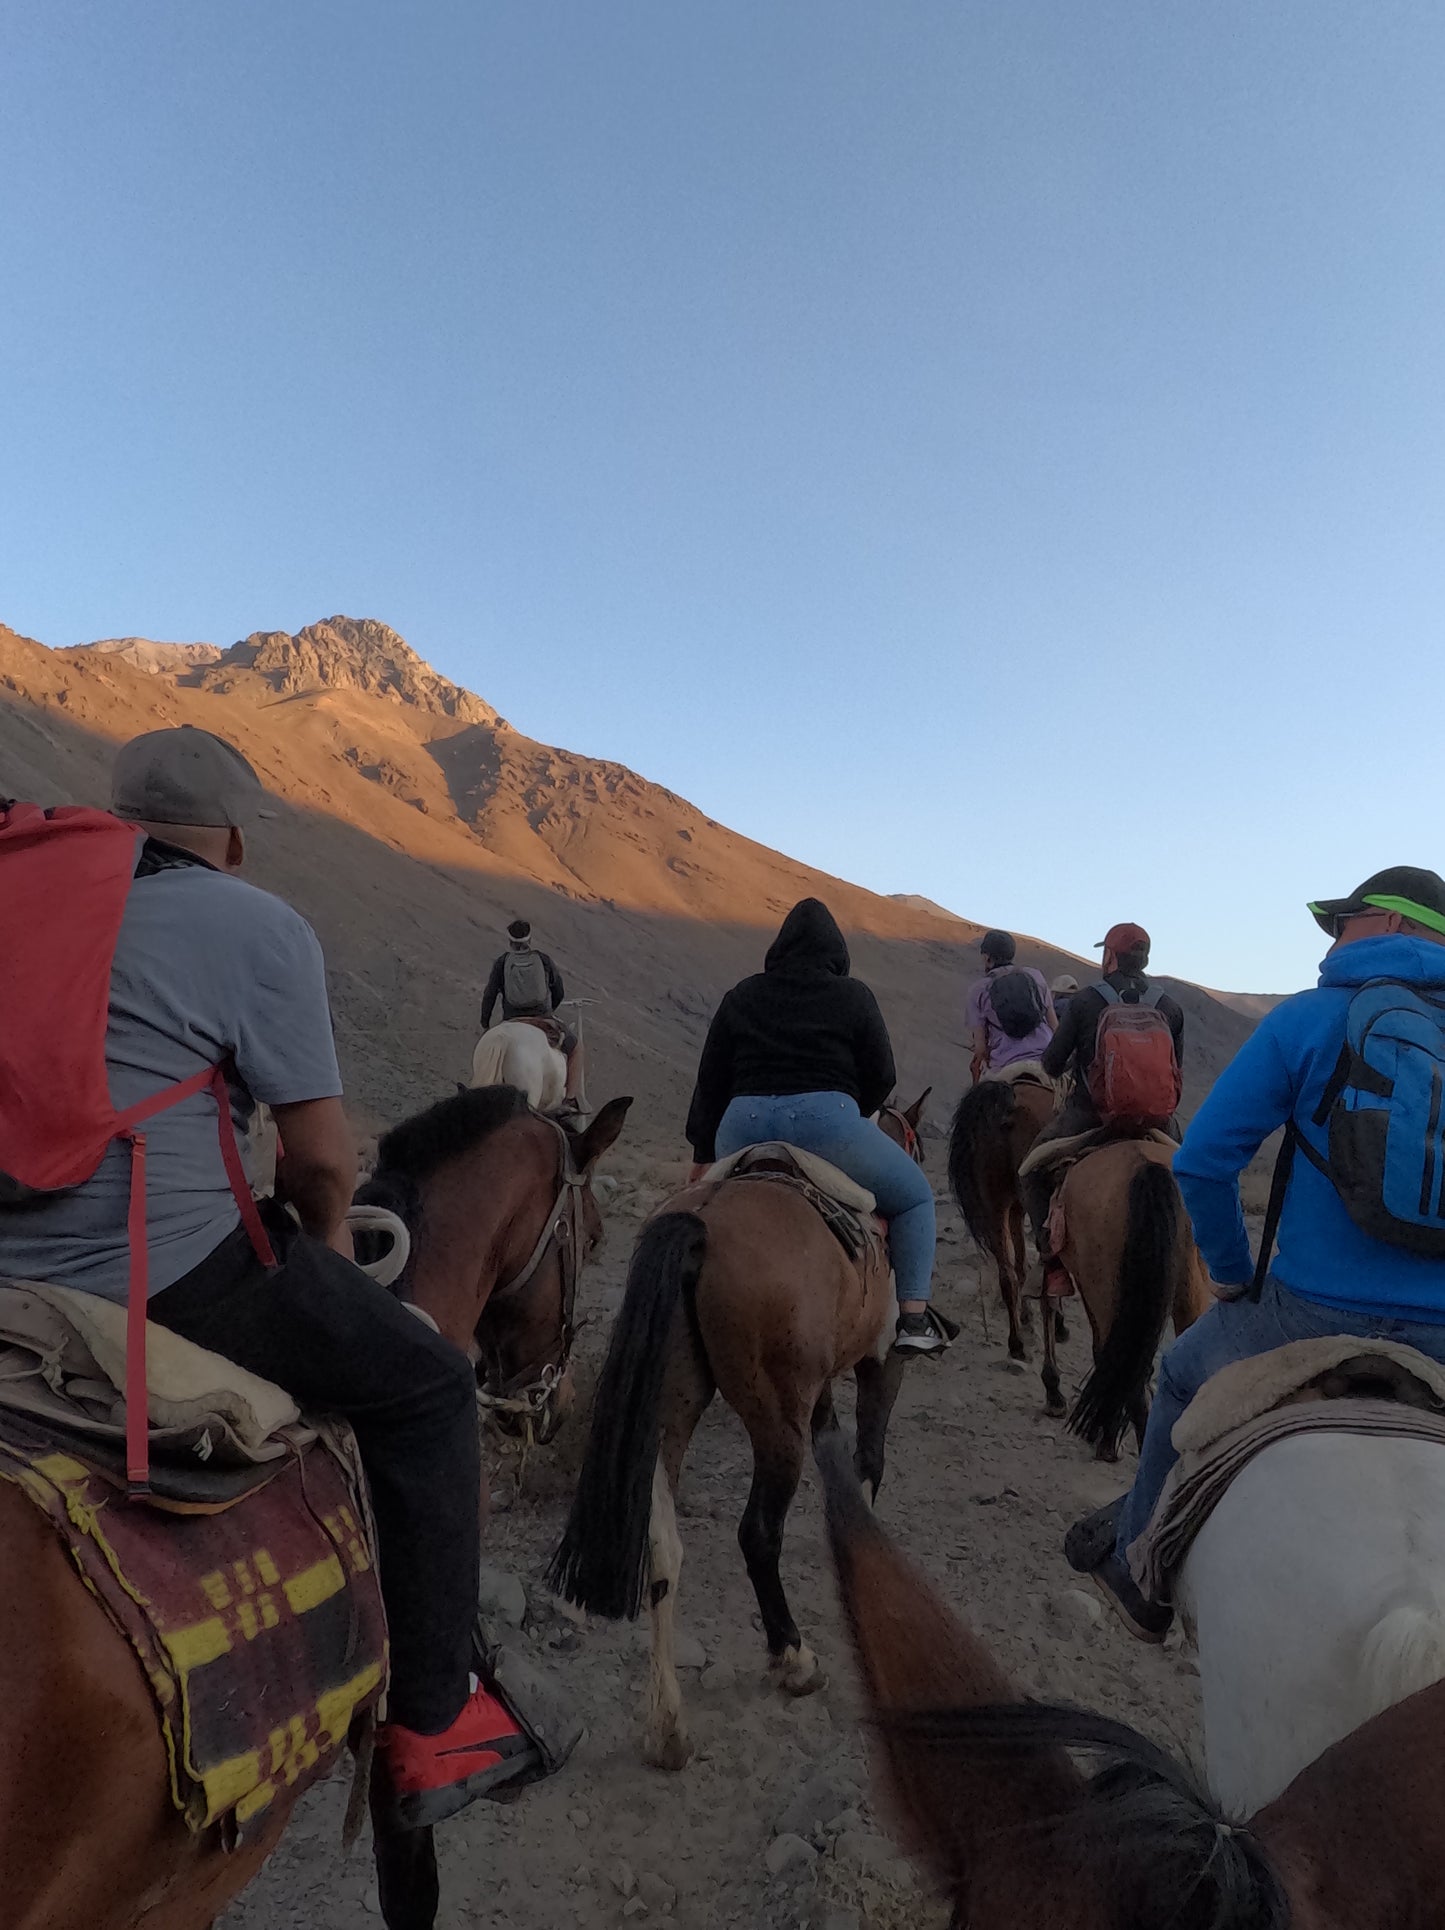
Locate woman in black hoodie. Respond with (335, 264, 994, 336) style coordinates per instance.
(685, 898, 945, 1355)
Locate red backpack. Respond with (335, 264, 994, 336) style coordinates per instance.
(0, 802, 275, 1493)
(1086, 982, 1182, 1128)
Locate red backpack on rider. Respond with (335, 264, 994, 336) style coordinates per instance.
(1086, 982, 1182, 1129)
(0, 801, 274, 1493)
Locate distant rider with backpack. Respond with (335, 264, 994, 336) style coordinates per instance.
(965, 929, 1057, 1082)
(1066, 869, 1445, 1641)
(1021, 922, 1186, 1291)
(480, 918, 586, 1112)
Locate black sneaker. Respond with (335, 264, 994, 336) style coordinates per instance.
(1064, 1502, 1172, 1644)
(892, 1308, 956, 1357)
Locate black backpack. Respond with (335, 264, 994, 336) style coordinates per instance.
(988, 967, 1046, 1040)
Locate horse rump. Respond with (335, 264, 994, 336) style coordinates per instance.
(546, 1211, 707, 1620)
(1069, 1158, 1179, 1457)
(947, 1082, 1018, 1248)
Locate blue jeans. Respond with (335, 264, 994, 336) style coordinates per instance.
(1117, 1274, 1445, 1569)
(714, 1091, 936, 1303)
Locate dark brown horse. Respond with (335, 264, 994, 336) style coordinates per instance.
(947, 1076, 1063, 1367)
(819, 1430, 1445, 1929)
(878, 1087, 932, 1163)
(1041, 1137, 1212, 1459)
(0, 1085, 630, 1930)
(550, 1157, 906, 1770)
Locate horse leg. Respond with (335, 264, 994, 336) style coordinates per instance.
(853, 1352, 906, 1502)
(995, 1219, 1027, 1361)
(644, 1460, 692, 1770)
(738, 1424, 823, 1696)
(1039, 1276, 1066, 1422)
(1027, 1201, 1068, 1343)
(371, 1767, 439, 1930)
(642, 1346, 714, 1772)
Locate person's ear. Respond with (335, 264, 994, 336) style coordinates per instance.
(226, 826, 246, 870)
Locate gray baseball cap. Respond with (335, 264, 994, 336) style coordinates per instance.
(111, 725, 277, 829)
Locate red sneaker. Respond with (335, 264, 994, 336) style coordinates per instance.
(378, 1680, 540, 1827)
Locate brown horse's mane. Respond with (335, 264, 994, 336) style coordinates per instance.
(372, 1084, 535, 1182)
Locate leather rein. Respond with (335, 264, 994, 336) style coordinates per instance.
(474, 1112, 588, 1441)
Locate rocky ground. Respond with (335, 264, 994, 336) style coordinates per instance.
(222, 1140, 1205, 1930)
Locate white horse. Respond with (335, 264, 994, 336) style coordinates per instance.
(470, 1021, 566, 1112)
(1177, 1429, 1445, 1817)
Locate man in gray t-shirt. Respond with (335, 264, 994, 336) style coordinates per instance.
(0, 725, 534, 1824)
(0, 856, 344, 1299)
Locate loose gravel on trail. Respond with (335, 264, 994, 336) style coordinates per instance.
(222, 1149, 1201, 1930)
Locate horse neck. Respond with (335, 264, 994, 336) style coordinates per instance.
(841, 1529, 1092, 1915)
(407, 1122, 557, 1354)
(1254, 1680, 1445, 1928)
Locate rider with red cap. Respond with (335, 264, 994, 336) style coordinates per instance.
(1020, 922, 1186, 1292)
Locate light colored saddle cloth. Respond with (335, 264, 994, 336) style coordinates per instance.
(1017, 1123, 1177, 1182)
(1131, 1336, 1445, 1599)
(981, 1059, 1063, 1099)
(0, 1279, 305, 1467)
(702, 1142, 877, 1215)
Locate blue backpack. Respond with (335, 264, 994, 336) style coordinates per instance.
(1293, 979, 1445, 1253)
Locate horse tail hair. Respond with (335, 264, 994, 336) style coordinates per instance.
(546, 1211, 707, 1620)
(1070, 1159, 1179, 1456)
(1360, 1591, 1445, 1718)
(886, 1701, 1290, 1929)
(947, 1082, 1017, 1250)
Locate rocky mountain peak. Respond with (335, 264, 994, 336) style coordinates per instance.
(211, 616, 504, 726)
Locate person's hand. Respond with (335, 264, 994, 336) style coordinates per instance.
(969, 1054, 986, 1086)
(688, 1162, 710, 1184)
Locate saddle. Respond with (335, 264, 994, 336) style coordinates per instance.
(0, 1279, 387, 1841)
(1131, 1338, 1445, 1603)
(696, 1143, 884, 1266)
(512, 1014, 568, 1050)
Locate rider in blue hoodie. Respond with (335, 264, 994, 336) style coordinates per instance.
(1066, 866, 1445, 1641)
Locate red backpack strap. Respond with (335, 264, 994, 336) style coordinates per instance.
(113, 1063, 277, 1496)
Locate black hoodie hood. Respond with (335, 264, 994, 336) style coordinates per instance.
(764, 898, 851, 977)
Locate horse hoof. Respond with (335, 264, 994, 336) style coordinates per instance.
(1045, 1396, 1067, 1420)
(1095, 1445, 1120, 1465)
(1054, 1317, 1070, 1343)
(643, 1727, 693, 1772)
(1008, 1337, 1027, 1362)
(771, 1646, 827, 1697)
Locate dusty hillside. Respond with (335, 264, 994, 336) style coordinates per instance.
(0, 615, 1257, 1142)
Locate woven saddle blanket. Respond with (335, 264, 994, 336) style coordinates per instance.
(0, 1280, 388, 1844)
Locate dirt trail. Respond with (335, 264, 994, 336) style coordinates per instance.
(222, 1148, 1202, 1930)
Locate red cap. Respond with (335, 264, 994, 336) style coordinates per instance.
(1094, 922, 1150, 955)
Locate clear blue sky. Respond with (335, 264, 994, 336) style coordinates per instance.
(3, 3, 1442, 993)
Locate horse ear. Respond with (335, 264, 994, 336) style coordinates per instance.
(574, 1095, 632, 1171)
(905, 1087, 932, 1129)
(816, 1434, 1066, 1898)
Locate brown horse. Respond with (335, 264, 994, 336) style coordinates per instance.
(549, 1159, 905, 1770)
(1039, 1137, 1212, 1458)
(0, 1085, 630, 1930)
(878, 1087, 932, 1163)
(947, 1076, 1064, 1364)
(818, 1430, 1445, 1929)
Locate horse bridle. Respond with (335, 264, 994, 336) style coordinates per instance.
(878, 1104, 922, 1164)
(474, 1112, 588, 1443)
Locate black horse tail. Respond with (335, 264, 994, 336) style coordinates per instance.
(546, 1211, 707, 1620)
(1070, 1159, 1179, 1456)
(947, 1081, 1017, 1249)
(888, 1701, 1291, 1930)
